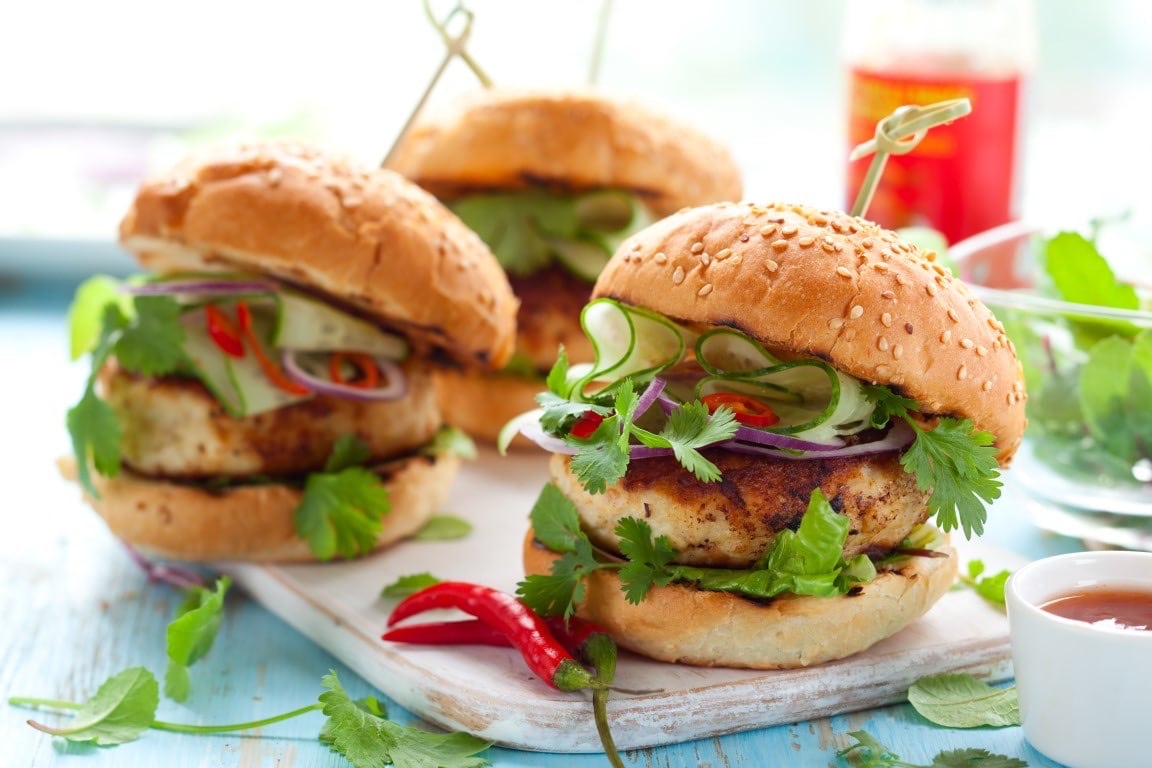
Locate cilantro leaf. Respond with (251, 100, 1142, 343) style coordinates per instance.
(863, 383, 918, 428)
(907, 674, 1020, 728)
(837, 730, 1026, 767)
(412, 515, 472, 541)
(422, 426, 477, 460)
(518, 483, 608, 618)
(545, 345, 571, 396)
(956, 559, 1010, 608)
(325, 433, 374, 472)
(319, 670, 491, 768)
(570, 417, 630, 494)
(658, 402, 737, 482)
(901, 418, 1002, 538)
(113, 295, 188, 375)
(615, 517, 677, 603)
(165, 577, 231, 702)
(27, 667, 158, 746)
(68, 275, 129, 359)
(67, 386, 122, 495)
(528, 482, 585, 554)
(381, 572, 441, 598)
(295, 467, 389, 560)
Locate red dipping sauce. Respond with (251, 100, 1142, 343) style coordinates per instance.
(1040, 587, 1152, 632)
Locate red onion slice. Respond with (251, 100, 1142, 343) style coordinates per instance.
(515, 414, 580, 454)
(732, 424, 845, 451)
(634, 377, 667, 417)
(720, 420, 915, 460)
(125, 278, 278, 296)
(281, 350, 408, 401)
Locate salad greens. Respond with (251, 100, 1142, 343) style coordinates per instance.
(999, 231, 1152, 487)
(516, 481, 878, 619)
(451, 189, 651, 280)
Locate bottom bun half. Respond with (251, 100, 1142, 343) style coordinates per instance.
(434, 367, 545, 449)
(523, 527, 958, 669)
(59, 452, 459, 563)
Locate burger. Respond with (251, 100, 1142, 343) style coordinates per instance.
(386, 88, 744, 445)
(508, 201, 1027, 669)
(60, 140, 518, 562)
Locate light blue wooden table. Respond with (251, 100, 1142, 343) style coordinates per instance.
(1, 279, 1081, 767)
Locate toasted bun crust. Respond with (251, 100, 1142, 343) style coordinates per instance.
(387, 89, 744, 216)
(595, 201, 1027, 463)
(433, 367, 542, 450)
(523, 527, 958, 669)
(59, 453, 459, 563)
(119, 140, 517, 368)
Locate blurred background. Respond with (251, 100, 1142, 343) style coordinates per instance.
(1, 0, 1149, 286)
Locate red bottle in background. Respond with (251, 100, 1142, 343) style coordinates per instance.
(844, 0, 1037, 253)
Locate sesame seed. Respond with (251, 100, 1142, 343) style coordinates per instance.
(892, 344, 904, 360)
(904, 322, 914, 334)
(976, 345, 988, 356)
(739, 234, 750, 243)
(691, 242, 705, 254)
(836, 266, 853, 278)
(771, 239, 789, 251)
(798, 236, 815, 248)
(715, 248, 732, 260)
(266, 167, 284, 186)
(811, 214, 829, 226)
(873, 262, 890, 273)
(781, 224, 798, 237)
(881, 312, 893, 327)
(881, 290, 896, 300)
(875, 363, 891, 377)
(822, 238, 838, 253)
(654, 252, 667, 264)
(730, 254, 743, 265)
(700, 252, 712, 265)
(926, 283, 938, 297)
(1006, 393, 1014, 405)
(877, 337, 890, 352)
(765, 259, 779, 272)
(895, 273, 909, 286)
(960, 338, 975, 349)
(672, 266, 685, 285)
(632, 242, 643, 251)
(861, 238, 874, 249)
(760, 224, 777, 237)
(698, 284, 713, 297)
(828, 318, 844, 330)
(849, 305, 864, 319)
(843, 328, 857, 341)
(982, 380, 994, 391)
(940, 330, 952, 343)
(957, 365, 968, 380)
(947, 308, 960, 322)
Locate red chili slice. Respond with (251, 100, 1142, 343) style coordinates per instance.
(328, 351, 381, 390)
(235, 302, 310, 396)
(700, 392, 780, 428)
(204, 304, 245, 358)
(569, 411, 605, 439)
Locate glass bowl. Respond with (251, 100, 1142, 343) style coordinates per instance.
(951, 222, 1152, 550)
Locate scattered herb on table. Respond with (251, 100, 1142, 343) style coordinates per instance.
(907, 674, 1021, 728)
(165, 576, 231, 702)
(837, 730, 1026, 767)
(10, 668, 491, 768)
(412, 515, 473, 541)
(955, 560, 1011, 609)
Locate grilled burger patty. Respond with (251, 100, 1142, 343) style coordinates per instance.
(549, 448, 932, 569)
(99, 357, 441, 479)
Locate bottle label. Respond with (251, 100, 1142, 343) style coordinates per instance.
(845, 67, 1022, 243)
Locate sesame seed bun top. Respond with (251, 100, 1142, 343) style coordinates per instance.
(386, 88, 744, 216)
(118, 139, 519, 369)
(593, 201, 1027, 464)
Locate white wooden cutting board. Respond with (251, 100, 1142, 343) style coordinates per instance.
(224, 448, 1021, 753)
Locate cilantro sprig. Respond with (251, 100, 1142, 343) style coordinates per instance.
(837, 730, 1025, 768)
(517, 482, 879, 619)
(11, 669, 491, 767)
(295, 435, 391, 561)
(165, 577, 231, 702)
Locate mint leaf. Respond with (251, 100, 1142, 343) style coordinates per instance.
(381, 572, 441, 598)
(901, 418, 1001, 538)
(319, 670, 491, 768)
(957, 560, 1010, 608)
(295, 467, 389, 560)
(165, 577, 231, 702)
(907, 674, 1020, 728)
(412, 515, 472, 541)
(27, 667, 158, 746)
(1045, 231, 1139, 311)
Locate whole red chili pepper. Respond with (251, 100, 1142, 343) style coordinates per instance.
(382, 616, 608, 657)
(386, 582, 599, 692)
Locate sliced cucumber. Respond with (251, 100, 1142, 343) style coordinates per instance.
(275, 292, 408, 359)
(549, 237, 612, 282)
(180, 308, 308, 417)
(697, 328, 784, 379)
(573, 298, 686, 397)
(574, 190, 636, 232)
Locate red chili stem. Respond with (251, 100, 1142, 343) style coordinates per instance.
(387, 582, 597, 691)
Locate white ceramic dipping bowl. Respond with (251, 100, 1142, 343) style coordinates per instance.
(1006, 551, 1152, 768)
